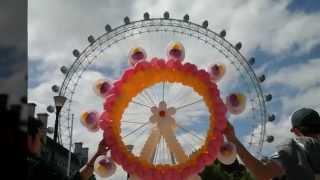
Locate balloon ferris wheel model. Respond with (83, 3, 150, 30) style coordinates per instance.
(49, 12, 275, 179)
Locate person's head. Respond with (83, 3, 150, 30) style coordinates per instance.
(290, 108, 320, 137)
(27, 118, 44, 155)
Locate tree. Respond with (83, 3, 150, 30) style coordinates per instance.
(199, 160, 255, 180)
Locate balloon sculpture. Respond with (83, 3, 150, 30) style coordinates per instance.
(79, 42, 248, 179)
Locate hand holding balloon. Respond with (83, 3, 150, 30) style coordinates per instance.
(96, 139, 109, 156)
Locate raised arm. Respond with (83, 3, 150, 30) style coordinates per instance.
(223, 122, 284, 180)
(79, 140, 108, 180)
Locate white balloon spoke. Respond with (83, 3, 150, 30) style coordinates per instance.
(122, 120, 147, 125)
(176, 123, 204, 142)
(142, 90, 157, 106)
(123, 122, 149, 139)
(131, 100, 153, 108)
(175, 99, 203, 110)
(135, 95, 152, 107)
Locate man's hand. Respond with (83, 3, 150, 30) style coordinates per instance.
(95, 139, 109, 157)
(80, 139, 110, 180)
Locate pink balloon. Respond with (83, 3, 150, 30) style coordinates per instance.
(122, 68, 135, 81)
(103, 95, 117, 110)
(157, 59, 166, 68)
(198, 69, 210, 82)
(166, 59, 177, 68)
(110, 150, 120, 163)
(183, 62, 197, 74)
(188, 165, 198, 175)
(169, 168, 180, 180)
(135, 60, 150, 71)
(144, 169, 154, 180)
(150, 58, 160, 66)
(168, 59, 181, 71)
(200, 153, 213, 166)
(163, 170, 173, 180)
(113, 80, 123, 90)
(135, 166, 145, 179)
(107, 85, 120, 96)
(208, 141, 219, 155)
(181, 167, 191, 179)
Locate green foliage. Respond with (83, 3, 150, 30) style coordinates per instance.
(199, 161, 255, 180)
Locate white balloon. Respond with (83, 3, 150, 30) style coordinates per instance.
(217, 142, 237, 165)
(94, 155, 117, 177)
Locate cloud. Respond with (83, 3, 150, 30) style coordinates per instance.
(244, 113, 293, 156)
(266, 58, 320, 91)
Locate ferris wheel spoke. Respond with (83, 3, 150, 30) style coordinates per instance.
(175, 99, 203, 110)
(123, 122, 150, 139)
(175, 123, 204, 142)
(122, 120, 148, 125)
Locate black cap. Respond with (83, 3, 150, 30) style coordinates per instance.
(291, 108, 320, 128)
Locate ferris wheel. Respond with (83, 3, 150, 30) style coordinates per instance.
(48, 11, 276, 178)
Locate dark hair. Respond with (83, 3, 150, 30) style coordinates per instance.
(297, 126, 320, 137)
(27, 118, 43, 139)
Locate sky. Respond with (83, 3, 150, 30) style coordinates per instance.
(27, 0, 320, 179)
